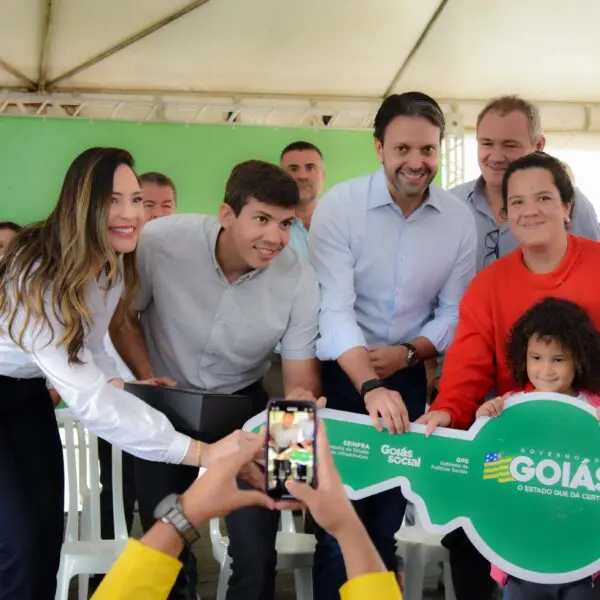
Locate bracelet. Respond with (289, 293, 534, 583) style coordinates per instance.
(195, 440, 202, 467)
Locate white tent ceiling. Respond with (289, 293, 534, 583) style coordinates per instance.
(1, 0, 600, 134)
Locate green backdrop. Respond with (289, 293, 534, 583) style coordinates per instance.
(0, 117, 384, 225)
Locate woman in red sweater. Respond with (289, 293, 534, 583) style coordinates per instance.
(419, 151, 600, 432)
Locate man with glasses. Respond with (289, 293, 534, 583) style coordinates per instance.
(452, 96, 600, 271)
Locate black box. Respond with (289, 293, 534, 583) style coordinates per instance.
(124, 383, 254, 443)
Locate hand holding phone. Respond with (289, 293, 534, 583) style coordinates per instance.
(265, 399, 317, 500)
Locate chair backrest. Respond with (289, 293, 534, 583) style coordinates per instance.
(56, 408, 128, 543)
(57, 409, 84, 543)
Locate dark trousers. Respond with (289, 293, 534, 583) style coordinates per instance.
(313, 361, 427, 600)
(442, 528, 498, 600)
(0, 376, 64, 600)
(504, 577, 599, 599)
(135, 380, 277, 600)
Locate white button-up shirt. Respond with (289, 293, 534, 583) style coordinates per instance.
(0, 272, 190, 464)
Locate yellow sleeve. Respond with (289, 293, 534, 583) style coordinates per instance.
(340, 572, 403, 600)
(91, 539, 183, 600)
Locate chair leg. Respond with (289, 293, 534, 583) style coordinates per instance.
(402, 544, 426, 600)
(216, 555, 232, 600)
(54, 556, 74, 600)
(294, 567, 313, 600)
(443, 559, 457, 600)
(78, 573, 89, 600)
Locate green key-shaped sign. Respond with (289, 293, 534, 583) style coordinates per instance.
(245, 392, 600, 584)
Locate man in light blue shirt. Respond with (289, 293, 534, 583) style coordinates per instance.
(280, 141, 325, 260)
(308, 92, 477, 600)
(451, 95, 600, 272)
(264, 142, 326, 400)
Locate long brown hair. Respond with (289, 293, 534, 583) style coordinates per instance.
(0, 147, 140, 363)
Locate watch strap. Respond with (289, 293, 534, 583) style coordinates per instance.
(156, 494, 200, 547)
(400, 343, 420, 367)
(360, 378, 383, 398)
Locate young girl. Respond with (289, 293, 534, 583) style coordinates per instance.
(0, 148, 241, 600)
(476, 296, 600, 599)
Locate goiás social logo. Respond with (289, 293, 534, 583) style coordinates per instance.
(381, 445, 421, 467)
(483, 449, 600, 495)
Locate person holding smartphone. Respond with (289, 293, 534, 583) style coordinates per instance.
(92, 424, 402, 600)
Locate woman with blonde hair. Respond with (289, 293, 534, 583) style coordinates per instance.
(0, 147, 253, 600)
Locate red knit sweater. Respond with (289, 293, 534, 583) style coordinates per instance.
(430, 235, 600, 430)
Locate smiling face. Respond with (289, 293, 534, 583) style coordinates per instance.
(505, 167, 571, 251)
(218, 197, 296, 270)
(106, 164, 146, 254)
(477, 110, 544, 187)
(375, 115, 439, 203)
(526, 334, 576, 395)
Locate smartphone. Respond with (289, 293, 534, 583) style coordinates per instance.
(265, 399, 317, 500)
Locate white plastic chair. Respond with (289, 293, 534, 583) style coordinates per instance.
(198, 469, 314, 600)
(54, 410, 128, 600)
(395, 510, 456, 600)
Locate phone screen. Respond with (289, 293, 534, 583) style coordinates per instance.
(266, 399, 317, 500)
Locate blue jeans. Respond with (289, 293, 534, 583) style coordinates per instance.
(313, 361, 427, 600)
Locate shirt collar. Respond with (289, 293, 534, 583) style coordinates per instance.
(292, 218, 308, 234)
(467, 177, 494, 218)
(468, 177, 511, 232)
(368, 168, 443, 214)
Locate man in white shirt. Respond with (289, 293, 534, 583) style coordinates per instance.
(308, 92, 477, 599)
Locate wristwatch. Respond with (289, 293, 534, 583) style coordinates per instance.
(360, 378, 383, 398)
(401, 343, 420, 368)
(153, 493, 200, 546)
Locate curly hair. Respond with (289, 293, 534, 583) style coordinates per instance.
(506, 297, 600, 394)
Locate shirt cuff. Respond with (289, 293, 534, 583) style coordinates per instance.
(92, 539, 182, 600)
(279, 347, 317, 360)
(418, 319, 454, 355)
(167, 433, 193, 465)
(316, 328, 367, 361)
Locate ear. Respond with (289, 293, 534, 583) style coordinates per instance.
(218, 203, 235, 229)
(535, 135, 546, 152)
(374, 138, 384, 163)
(564, 201, 573, 225)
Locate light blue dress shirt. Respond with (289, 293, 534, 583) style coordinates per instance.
(309, 169, 477, 361)
(451, 177, 600, 272)
(289, 218, 309, 261)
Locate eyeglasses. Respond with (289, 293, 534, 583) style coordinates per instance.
(484, 229, 500, 267)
